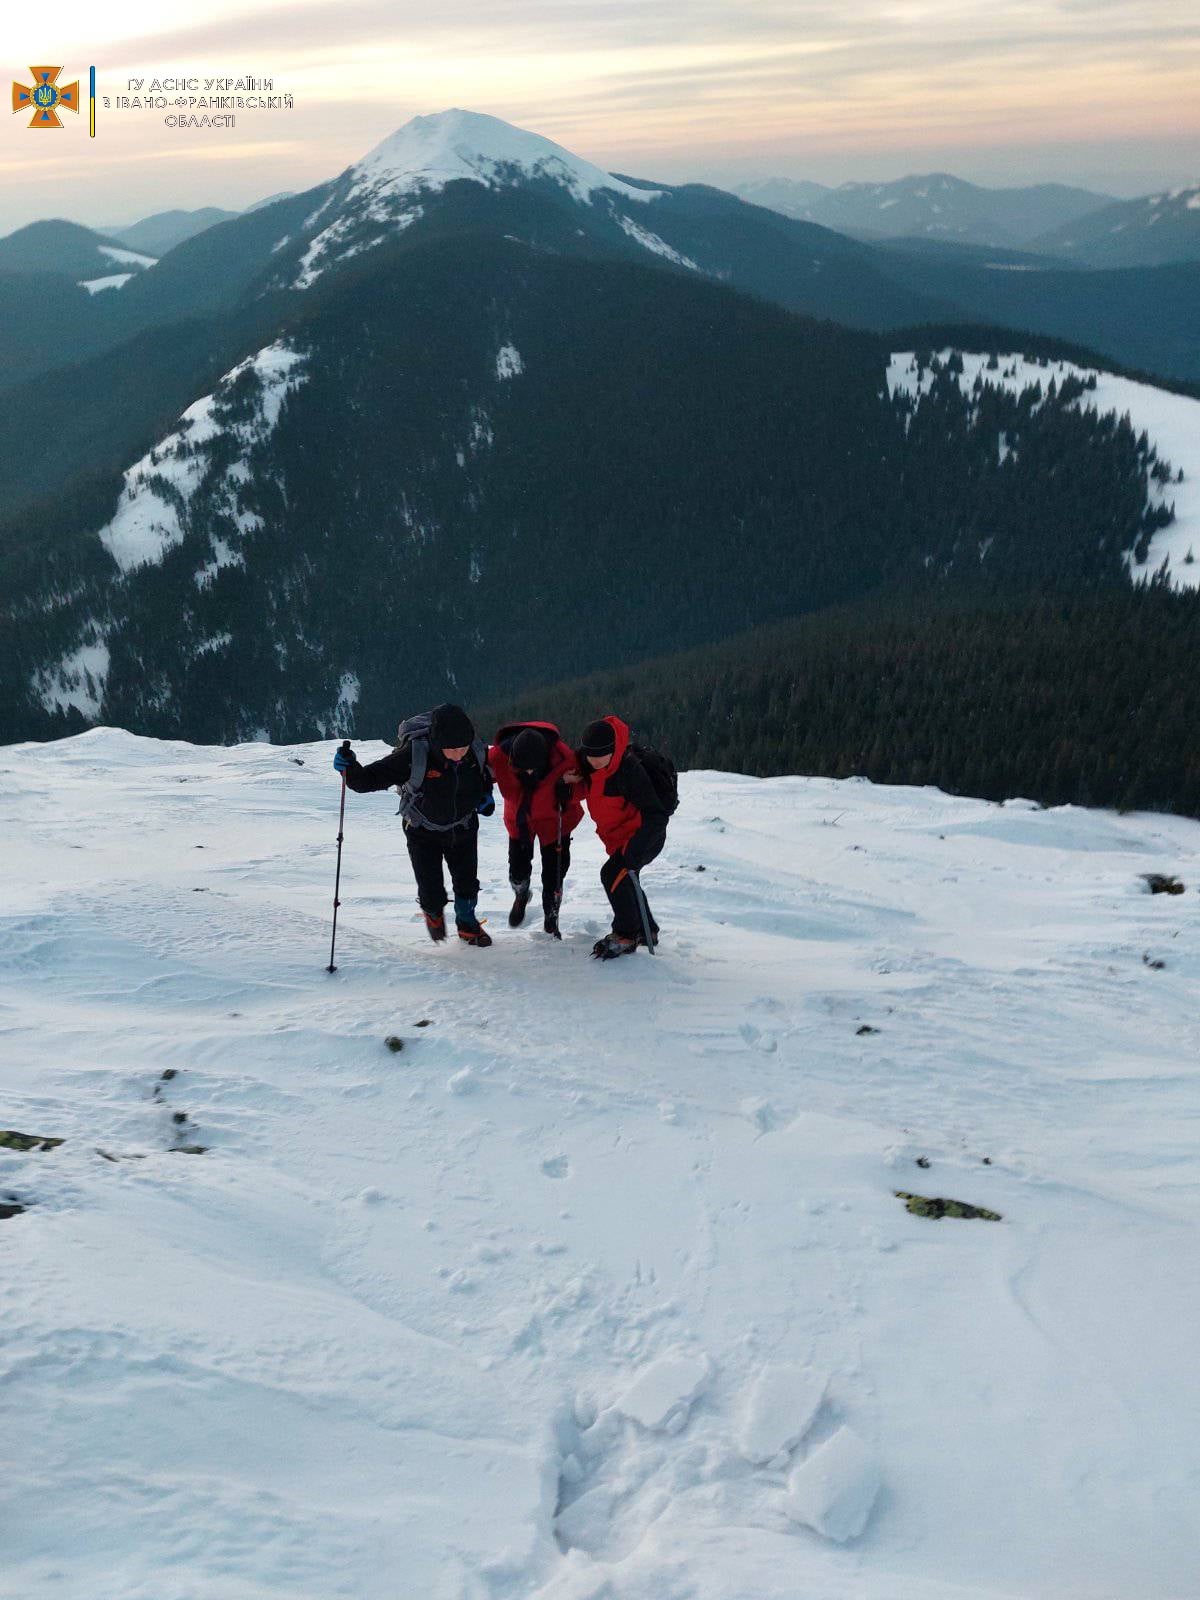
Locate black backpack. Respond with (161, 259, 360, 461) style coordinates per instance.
(631, 741, 679, 816)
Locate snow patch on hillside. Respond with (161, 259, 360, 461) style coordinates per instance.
(888, 350, 1200, 589)
(78, 272, 133, 294)
(328, 670, 360, 735)
(97, 243, 156, 269)
(293, 210, 412, 289)
(97, 342, 307, 575)
(618, 215, 700, 270)
(194, 534, 244, 588)
(30, 638, 110, 719)
(2, 735, 1198, 1599)
(496, 342, 524, 379)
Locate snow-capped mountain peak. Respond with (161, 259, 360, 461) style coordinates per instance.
(278, 108, 665, 290)
(351, 108, 658, 207)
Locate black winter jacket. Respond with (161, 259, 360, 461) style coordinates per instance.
(345, 743, 492, 830)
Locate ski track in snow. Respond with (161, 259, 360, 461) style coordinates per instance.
(1, 730, 1199, 1599)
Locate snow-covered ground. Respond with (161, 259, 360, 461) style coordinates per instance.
(888, 351, 1200, 589)
(3, 730, 1199, 1600)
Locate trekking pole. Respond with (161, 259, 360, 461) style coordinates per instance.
(630, 869, 657, 955)
(327, 740, 351, 973)
(554, 804, 565, 907)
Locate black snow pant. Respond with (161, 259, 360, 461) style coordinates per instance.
(405, 818, 480, 922)
(508, 834, 572, 912)
(601, 819, 666, 940)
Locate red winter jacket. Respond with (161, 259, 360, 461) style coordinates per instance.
(488, 722, 584, 846)
(582, 714, 666, 857)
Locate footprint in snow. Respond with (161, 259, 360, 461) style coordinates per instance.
(553, 1350, 712, 1559)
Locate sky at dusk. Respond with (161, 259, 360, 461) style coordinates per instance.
(2, 0, 1197, 234)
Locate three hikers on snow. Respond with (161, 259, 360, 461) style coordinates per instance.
(334, 704, 673, 959)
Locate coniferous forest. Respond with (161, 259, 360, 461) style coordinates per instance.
(486, 587, 1200, 818)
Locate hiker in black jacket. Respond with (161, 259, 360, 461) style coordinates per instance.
(334, 703, 496, 946)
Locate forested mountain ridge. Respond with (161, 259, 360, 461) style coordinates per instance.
(0, 229, 1184, 746)
(2, 109, 1196, 530)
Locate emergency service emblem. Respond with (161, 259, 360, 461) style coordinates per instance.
(12, 66, 81, 128)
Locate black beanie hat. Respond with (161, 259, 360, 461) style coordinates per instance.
(511, 727, 549, 774)
(431, 703, 475, 748)
(580, 719, 616, 756)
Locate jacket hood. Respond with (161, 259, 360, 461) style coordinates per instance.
(599, 715, 630, 771)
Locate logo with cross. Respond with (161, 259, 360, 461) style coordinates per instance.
(12, 66, 81, 129)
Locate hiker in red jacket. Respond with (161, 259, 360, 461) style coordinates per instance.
(572, 716, 675, 961)
(488, 722, 584, 938)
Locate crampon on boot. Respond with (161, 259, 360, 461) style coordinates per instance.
(423, 912, 447, 942)
(455, 896, 492, 948)
(508, 880, 532, 928)
(592, 932, 638, 961)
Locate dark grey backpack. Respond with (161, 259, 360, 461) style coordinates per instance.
(394, 712, 488, 831)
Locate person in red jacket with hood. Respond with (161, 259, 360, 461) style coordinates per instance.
(488, 722, 584, 938)
(574, 715, 670, 960)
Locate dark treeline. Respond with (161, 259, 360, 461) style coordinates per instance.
(484, 586, 1200, 818)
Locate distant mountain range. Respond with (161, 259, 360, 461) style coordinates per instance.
(0, 111, 1195, 524)
(0, 109, 1191, 749)
(0, 218, 156, 285)
(729, 172, 1112, 250)
(101, 207, 239, 258)
(1031, 184, 1200, 268)
(99, 192, 298, 256)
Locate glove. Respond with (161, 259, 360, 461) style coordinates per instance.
(477, 793, 496, 817)
(333, 745, 357, 774)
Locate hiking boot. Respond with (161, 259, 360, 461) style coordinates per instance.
(592, 933, 638, 961)
(423, 912, 447, 942)
(508, 880, 532, 928)
(543, 909, 561, 939)
(457, 923, 493, 947)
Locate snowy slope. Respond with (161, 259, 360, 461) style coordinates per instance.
(285, 109, 661, 290)
(888, 350, 1200, 588)
(353, 109, 659, 208)
(2, 731, 1199, 1599)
